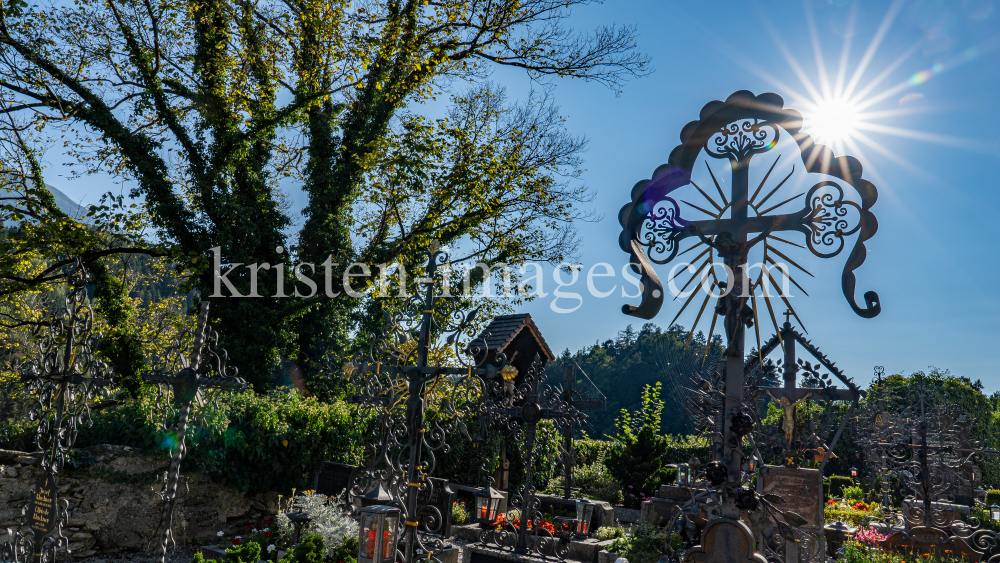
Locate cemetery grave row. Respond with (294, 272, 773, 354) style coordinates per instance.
(4, 92, 1000, 563)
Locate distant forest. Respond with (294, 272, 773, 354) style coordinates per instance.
(547, 324, 738, 437)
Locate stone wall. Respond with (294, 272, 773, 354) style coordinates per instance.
(0, 445, 280, 558)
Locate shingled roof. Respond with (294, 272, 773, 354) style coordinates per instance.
(472, 313, 555, 361)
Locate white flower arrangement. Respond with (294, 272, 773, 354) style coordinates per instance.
(267, 545, 277, 553)
(217, 531, 225, 537)
(276, 492, 358, 556)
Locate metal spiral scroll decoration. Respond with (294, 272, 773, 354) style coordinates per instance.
(142, 302, 246, 563)
(855, 369, 1000, 561)
(6, 259, 115, 563)
(345, 246, 510, 563)
(474, 357, 583, 559)
(617, 90, 880, 325)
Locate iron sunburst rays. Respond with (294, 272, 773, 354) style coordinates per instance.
(619, 90, 881, 355)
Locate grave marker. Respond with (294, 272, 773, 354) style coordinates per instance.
(760, 466, 823, 530)
(313, 462, 358, 498)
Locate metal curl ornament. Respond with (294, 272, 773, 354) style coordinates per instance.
(142, 301, 246, 563)
(11, 259, 115, 563)
(345, 246, 511, 563)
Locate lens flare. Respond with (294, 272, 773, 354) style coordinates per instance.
(805, 97, 860, 147)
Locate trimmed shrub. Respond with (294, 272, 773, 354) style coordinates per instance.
(828, 476, 855, 498)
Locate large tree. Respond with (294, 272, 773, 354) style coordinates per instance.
(0, 0, 648, 393)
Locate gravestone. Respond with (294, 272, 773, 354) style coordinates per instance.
(641, 485, 707, 528)
(417, 477, 456, 537)
(760, 466, 823, 530)
(881, 527, 982, 560)
(312, 462, 358, 498)
(683, 519, 767, 563)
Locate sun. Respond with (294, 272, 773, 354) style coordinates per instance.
(804, 97, 861, 149)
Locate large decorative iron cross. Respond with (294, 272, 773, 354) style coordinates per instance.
(618, 91, 881, 517)
(143, 302, 245, 563)
(17, 260, 114, 563)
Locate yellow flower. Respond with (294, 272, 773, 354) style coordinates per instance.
(282, 439, 289, 447)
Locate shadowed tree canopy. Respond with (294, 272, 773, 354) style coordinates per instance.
(0, 0, 649, 394)
(548, 323, 725, 437)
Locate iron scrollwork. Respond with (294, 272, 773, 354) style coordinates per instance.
(7, 260, 115, 563)
(345, 247, 508, 563)
(143, 302, 246, 563)
(474, 357, 583, 558)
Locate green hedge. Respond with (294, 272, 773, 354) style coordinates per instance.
(827, 475, 855, 498)
(986, 490, 1000, 507)
(14, 389, 369, 493)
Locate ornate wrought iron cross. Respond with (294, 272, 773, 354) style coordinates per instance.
(744, 312, 862, 468)
(857, 372, 999, 529)
(618, 91, 881, 516)
(143, 302, 245, 563)
(344, 247, 507, 563)
(15, 260, 114, 563)
(476, 357, 583, 558)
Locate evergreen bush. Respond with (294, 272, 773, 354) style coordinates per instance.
(828, 475, 855, 497)
(605, 383, 672, 509)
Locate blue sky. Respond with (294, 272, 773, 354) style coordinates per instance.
(44, 0, 1000, 389)
(501, 0, 1000, 389)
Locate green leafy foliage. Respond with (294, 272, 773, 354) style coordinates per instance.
(827, 476, 855, 498)
(605, 383, 672, 509)
(843, 541, 971, 563)
(284, 534, 325, 563)
(986, 490, 1000, 507)
(46, 389, 368, 493)
(451, 502, 470, 526)
(330, 536, 358, 563)
(843, 486, 865, 501)
(227, 541, 263, 563)
(608, 524, 669, 563)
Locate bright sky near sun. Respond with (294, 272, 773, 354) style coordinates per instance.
(499, 0, 1000, 389)
(42, 0, 1000, 389)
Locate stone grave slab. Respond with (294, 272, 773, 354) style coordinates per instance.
(417, 477, 456, 537)
(534, 493, 614, 531)
(761, 465, 823, 530)
(312, 462, 358, 498)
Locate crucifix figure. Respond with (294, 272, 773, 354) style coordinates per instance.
(750, 310, 861, 468)
(617, 91, 880, 520)
(764, 390, 811, 443)
(143, 302, 246, 563)
(18, 260, 114, 563)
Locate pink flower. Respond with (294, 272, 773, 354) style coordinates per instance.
(855, 527, 889, 547)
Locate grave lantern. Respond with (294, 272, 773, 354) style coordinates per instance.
(361, 481, 394, 508)
(850, 467, 858, 478)
(991, 505, 1000, 522)
(575, 498, 595, 536)
(359, 505, 400, 563)
(474, 485, 504, 528)
(676, 463, 690, 485)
